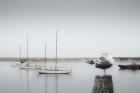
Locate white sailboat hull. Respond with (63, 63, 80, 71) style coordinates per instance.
(12, 63, 26, 67)
(39, 69, 72, 74)
(19, 64, 41, 69)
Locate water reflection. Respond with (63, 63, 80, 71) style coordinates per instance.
(19, 69, 33, 93)
(45, 75, 47, 93)
(55, 75, 58, 93)
(93, 75, 114, 93)
(40, 74, 72, 93)
(26, 70, 30, 93)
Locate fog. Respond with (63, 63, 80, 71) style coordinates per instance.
(0, 0, 140, 57)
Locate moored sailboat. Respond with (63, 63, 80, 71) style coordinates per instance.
(20, 33, 41, 69)
(12, 46, 26, 67)
(39, 31, 72, 74)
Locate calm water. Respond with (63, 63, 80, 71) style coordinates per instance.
(0, 60, 140, 93)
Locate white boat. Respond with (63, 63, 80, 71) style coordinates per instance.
(39, 66, 72, 74)
(12, 62, 26, 67)
(20, 64, 41, 69)
(39, 31, 72, 74)
(12, 46, 27, 67)
(39, 69, 71, 74)
(19, 33, 40, 69)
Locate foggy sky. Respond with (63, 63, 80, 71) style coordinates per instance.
(0, 0, 140, 58)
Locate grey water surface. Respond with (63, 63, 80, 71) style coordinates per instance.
(0, 61, 140, 93)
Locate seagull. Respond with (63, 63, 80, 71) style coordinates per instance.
(95, 52, 113, 74)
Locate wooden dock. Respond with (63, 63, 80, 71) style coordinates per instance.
(93, 75, 114, 93)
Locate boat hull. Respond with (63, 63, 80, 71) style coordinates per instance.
(39, 69, 71, 74)
(118, 65, 140, 70)
(87, 60, 95, 64)
(12, 63, 26, 67)
(19, 64, 41, 69)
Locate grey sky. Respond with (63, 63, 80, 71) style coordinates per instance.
(0, 0, 140, 58)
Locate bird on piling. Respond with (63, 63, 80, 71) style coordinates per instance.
(95, 52, 113, 75)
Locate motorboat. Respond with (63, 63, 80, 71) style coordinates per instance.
(87, 60, 95, 64)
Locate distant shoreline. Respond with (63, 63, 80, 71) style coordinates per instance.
(0, 57, 140, 62)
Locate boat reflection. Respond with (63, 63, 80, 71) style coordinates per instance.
(42, 74, 72, 93)
(93, 75, 114, 93)
(44, 75, 47, 93)
(26, 70, 29, 93)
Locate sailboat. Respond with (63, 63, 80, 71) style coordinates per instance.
(20, 33, 41, 69)
(12, 46, 25, 67)
(18, 46, 25, 64)
(18, 46, 27, 64)
(39, 31, 72, 74)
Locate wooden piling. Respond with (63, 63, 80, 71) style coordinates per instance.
(93, 75, 114, 93)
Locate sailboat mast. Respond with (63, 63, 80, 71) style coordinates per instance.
(27, 33, 29, 63)
(19, 46, 21, 61)
(45, 41, 47, 70)
(55, 31, 58, 69)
